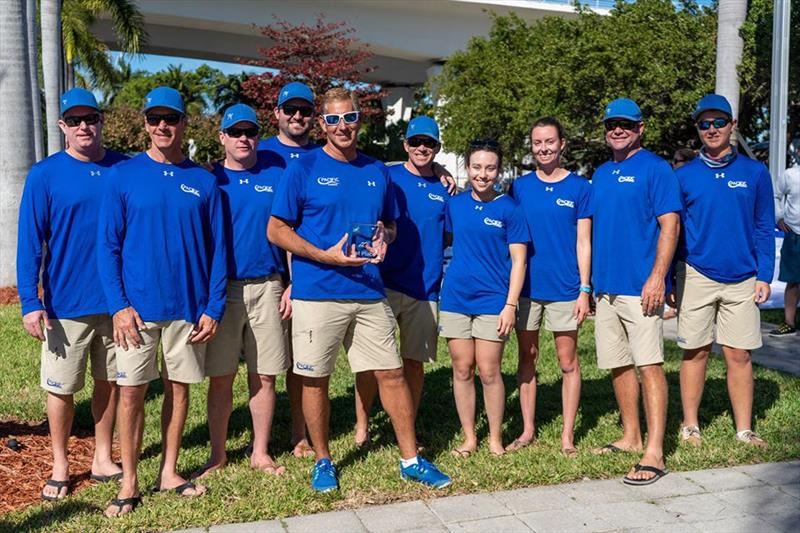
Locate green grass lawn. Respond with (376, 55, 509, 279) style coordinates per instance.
(761, 308, 798, 328)
(1, 303, 799, 532)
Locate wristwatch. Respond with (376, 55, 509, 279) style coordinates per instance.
(579, 285, 592, 294)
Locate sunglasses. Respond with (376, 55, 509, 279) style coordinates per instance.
(604, 119, 639, 132)
(321, 111, 360, 126)
(696, 117, 731, 130)
(469, 139, 501, 149)
(282, 105, 314, 118)
(224, 126, 260, 139)
(62, 113, 101, 127)
(407, 136, 439, 149)
(145, 113, 183, 126)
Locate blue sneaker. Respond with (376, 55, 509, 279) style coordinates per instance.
(400, 456, 452, 489)
(311, 458, 338, 493)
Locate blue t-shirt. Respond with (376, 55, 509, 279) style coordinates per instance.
(17, 149, 129, 318)
(592, 149, 681, 296)
(380, 164, 449, 301)
(271, 149, 399, 301)
(676, 155, 775, 283)
(509, 172, 593, 301)
(213, 152, 286, 280)
(439, 192, 530, 315)
(97, 152, 228, 323)
(258, 136, 320, 165)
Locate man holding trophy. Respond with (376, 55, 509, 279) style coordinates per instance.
(268, 88, 451, 493)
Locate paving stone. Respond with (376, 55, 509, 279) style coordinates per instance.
(760, 509, 800, 533)
(692, 515, 785, 533)
(284, 511, 365, 533)
(428, 493, 510, 524)
(622, 471, 706, 499)
(446, 515, 531, 532)
(517, 507, 616, 533)
(682, 467, 765, 491)
(713, 485, 799, 516)
(776, 483, 800, 499)
(623, 525, 701, 533)
(354, 500, 441, 532)
(587, 501, 683, 529)
(173, 529, 207, 533)
(491, 486, 577, 514)
(655, 492, 749, 523)
(734, 461, 800, 486)
(559, 478, 651, 504)
(210, 521, 284, 533)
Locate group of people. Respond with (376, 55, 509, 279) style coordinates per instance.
(16, 78, 787, 518)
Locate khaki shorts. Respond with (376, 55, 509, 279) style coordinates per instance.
(516, 298, 578, 332)
(438, 311, 507, 342)
(386, 289, 438, 363)
(40, 314, 116, 395)
(115, 320, 206, 386)
(675, 262, 762, 350)
(594, 294, 664, 369)
(291, 299, 401, 378)
(206, 276, 289, 377)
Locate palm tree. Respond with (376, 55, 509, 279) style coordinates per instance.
(715, 0, 748, 120)
(41, 0, 63, 155)
(0, 0, 36, 286)
(27, 0, 44, 161)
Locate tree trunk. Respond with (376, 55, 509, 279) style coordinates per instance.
(715, 0, 748, 120)
(41, 0, 63, 155)
(0, 0, 36, 286)
(26, 0, 44, 161)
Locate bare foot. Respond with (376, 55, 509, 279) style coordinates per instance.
(191, 456, 227, 479)
(91, 457, 123, 480)
(489, 442, 506, 456)
(251, 454, 286, 476)
(104, 486, 141, 518)
(354, 428, 370, 448)
(450, 439, 477, 458)
(291, 439, 315, 458)
(505, 437, 534, 452)
(591, 439, 642, 455)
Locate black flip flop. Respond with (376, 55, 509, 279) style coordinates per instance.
(154, 480, 205, 496)
(41, 479, 70, 501)
(91, 472, 123, 483)
(106, 496, 141, 517)
(593, 443, 624, 455)
(623, 463, 669, 486)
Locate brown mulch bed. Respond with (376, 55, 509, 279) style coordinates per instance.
(0, 420, 114, 514)
(0, 287, 20, 306)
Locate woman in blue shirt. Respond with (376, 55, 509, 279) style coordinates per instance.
(439, 140, 529, 456)
(506, 117, 593, 457)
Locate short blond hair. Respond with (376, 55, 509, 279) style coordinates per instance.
(321, 87, 360, 114)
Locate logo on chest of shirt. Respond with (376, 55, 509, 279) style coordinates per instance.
(180, 183, 200, 197)
(556, 198, 575, 208)
(163, 170, 174, 177)
(545, 186, 554, 192)
(618, 176, 636, 183)
(366, 180, 376, 187)
(90, 170, 101, 176)
(417, 181, 427, 188)
(728, 180, 748, 189)
(239, 178, 249, 185)
(612, 169, 621, 175)
(254, 184, 273, 193)
(483, 217, 504, 228)
(317, 177, 339, 186)
(290, 153, 300, 159)
(715, 172, 726, 179)
(428, 193, 444, 203)
(474, 205, 483, 211)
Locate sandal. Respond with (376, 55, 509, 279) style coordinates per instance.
(505, 438, 534, 452)
(622, 463, 668, 486)
(104, 495, 141, 518)
(153, 480, 206, 497)
(562, 447, 578, 459)
(450, 448, 474, 458)
(41, 479, 70, 501)
(91, 472, 123, 483)
(591, 443, 625, 455)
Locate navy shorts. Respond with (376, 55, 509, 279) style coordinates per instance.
(779, 230, 800, 283)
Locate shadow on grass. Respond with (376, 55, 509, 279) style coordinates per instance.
(0, 499, 101, 532)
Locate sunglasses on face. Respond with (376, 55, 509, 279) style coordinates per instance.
(62, 113, 101, 127)
(604, 119, 639, 132)
(469, 138, 501, 149)
(407, 136, 439, 149)
(321, 111, 360, 126)
(281, 105, 314, 118)
(224, 126, 260, 139)
(696, 117, 731, 130)
(145, 113, 183, 126)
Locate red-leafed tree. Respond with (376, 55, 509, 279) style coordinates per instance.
(241, 16, 387, 139)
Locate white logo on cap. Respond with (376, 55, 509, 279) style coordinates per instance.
(484, 217, 503, 228)
(556, 198, 575, 208)
(227, 113, 234, 119)
(180, 183, 200, 197)
(62, 99, 67, 105)
(283, 91, 289, 97)
(255, 185, 273, 193)
(147, 97, 152, 103)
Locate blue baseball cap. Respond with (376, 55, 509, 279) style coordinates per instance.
(692, 94, 733, 120)
(406, 116, 440, 143)
(277, 82, 314, 107)
(143, 86, 185, 114)
(604, 98, 642, 122)
(60, 88, 100, 115)
(221, 104, 259, 130)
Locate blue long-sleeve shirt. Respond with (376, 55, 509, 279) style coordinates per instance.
(676, 155, 775, 283)
(97, 152, 227, 323)
(17, 149, 128, 318)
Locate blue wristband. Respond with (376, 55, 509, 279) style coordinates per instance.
(579, 285, 592, 294)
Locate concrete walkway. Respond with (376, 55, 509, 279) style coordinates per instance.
(176, 461, 799, 533)
(662, 319, 800, 376)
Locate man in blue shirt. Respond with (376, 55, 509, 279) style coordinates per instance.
(674, 94, 774, 449)
(591, 98, 681, 486)
(258, 81, 321, 162)
(268, 88, 450, 493)
(354, 116, 449, 448)
(17, 88, 127, 501)
(196, 104, 291, 478)
(97, 87, 227, 517)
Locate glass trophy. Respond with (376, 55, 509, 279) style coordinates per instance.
(348, 223, 383, 261)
